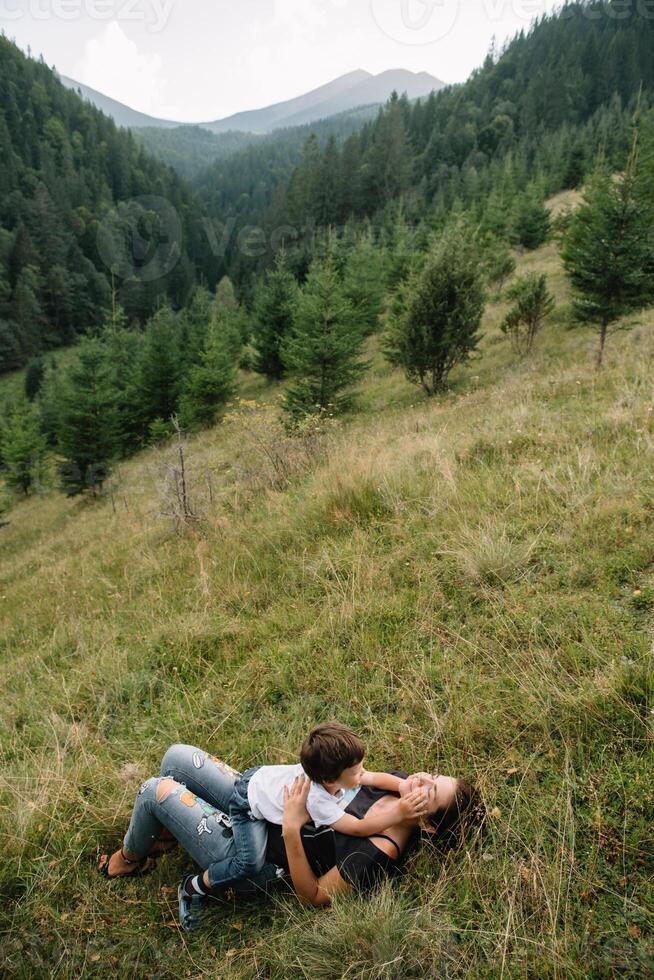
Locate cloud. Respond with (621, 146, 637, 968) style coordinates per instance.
(273, 0, 328, 36)
(73, 21, 167, 118)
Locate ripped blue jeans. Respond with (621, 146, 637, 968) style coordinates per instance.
(122, 744, 279, 892)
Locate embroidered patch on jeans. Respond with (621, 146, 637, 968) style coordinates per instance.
(209, 756, 240, 778)
(192, 751, 205, 769)
(197, 817, 213, 836)
(138, 781, 149, 795)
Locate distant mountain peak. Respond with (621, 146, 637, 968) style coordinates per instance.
(59, 68, 445, 135)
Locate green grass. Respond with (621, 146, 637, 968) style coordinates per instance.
(1, 230, 653, 978)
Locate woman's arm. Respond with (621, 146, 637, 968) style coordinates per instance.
(282, 777, 352, 907)
(283, 823, 351, 906)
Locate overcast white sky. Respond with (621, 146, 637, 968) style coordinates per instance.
(0, 0, 563, 122)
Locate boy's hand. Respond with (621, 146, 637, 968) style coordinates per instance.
(399, 772, 435, 796)
(410, 772, 436, 791)
(398, 788, 430, 821)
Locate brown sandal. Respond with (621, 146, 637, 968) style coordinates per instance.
(98, 848, 156, 879)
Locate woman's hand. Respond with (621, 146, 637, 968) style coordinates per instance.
(282, 775, 312, 832)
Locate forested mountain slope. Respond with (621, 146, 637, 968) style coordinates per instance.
(58, 73, 181, 130)
(134, 105, 382, 180)
(3, 2, 652, 371)
(0, 38, 214, 371)
(194, 1, 654, 287)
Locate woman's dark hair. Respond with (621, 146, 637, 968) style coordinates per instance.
(300, 722, 365, 783)
(427, 779, 485, 847)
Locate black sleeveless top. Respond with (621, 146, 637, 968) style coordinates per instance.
(265, 772, 418, 893)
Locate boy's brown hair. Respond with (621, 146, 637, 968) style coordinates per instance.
(300, 721, 365, 783)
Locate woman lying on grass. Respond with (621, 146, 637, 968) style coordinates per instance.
(98, 742, 482, 931)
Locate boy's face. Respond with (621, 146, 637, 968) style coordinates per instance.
(328, 760, 364, 791)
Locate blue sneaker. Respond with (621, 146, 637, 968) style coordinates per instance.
(178, 875, 205, 932)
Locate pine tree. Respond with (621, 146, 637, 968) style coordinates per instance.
(12, 267, 43, 357)
(0, 319, 21, 373)
(24, 357, 45, 400)
(57, 339, 120, 496)
(178, 323, 236, 430)
(384, 224, 485, 395)
(0, 267, 21, 371)
(214, 276, 239, 317)
(635, 111, 654, 299)
(340, 133, 362, 219)
(1, 398, 46, 495)
(286, 134, 323, 226)
(513, 190, 551, 250)
(482, 236, 517, 294)
(342, 231, 386, 336)
(8, 222, 37, 288)
(320, 135, 342, 225)
(251, 251, 299, 380)
(562, 141, 653, 367)
(178, 284, 213, 370)
(212, 276, 246, 359)
(480, 189, 512, 241)
(37, 358, 61, 447)
(281, 250, 368, 421)
(383, 205, 418, 291)
(103, 305, 142, 453)
(367, 93, 411, 210)
(563, 143, 586, 190)
(501, 273, 555, 355)
(134, 306, 182, 435)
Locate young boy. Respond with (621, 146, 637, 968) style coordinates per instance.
(179, 722, 427, 911)
(248, 721, 417, 834)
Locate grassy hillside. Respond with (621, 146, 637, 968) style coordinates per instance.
(1, 225, 653, 978)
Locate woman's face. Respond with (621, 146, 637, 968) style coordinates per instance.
(422, 774, 459, 821)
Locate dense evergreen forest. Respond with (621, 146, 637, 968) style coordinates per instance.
(2, 2, 654, 370)
(195, 1, 654, 289)
(133, 126, 261, 180)
(1, 1, 654, 498)
(0, 35, 217, 371)
(135, 105, 379, 180)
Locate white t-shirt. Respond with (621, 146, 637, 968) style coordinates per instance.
(247, 763, 348, 828)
